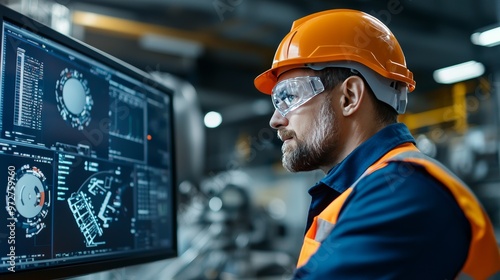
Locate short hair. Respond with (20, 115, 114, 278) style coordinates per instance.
(314, 67, 398, 125)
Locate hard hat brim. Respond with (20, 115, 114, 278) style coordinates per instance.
(254, 68, 276, 95)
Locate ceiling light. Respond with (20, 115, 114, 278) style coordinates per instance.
(471, 26, 500, 47)
(204, 111, 222, 128)
(433, 61, 485, 84)
(139, 33, 203, 58)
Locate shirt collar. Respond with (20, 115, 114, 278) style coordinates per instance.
(309, 123, 416, 194)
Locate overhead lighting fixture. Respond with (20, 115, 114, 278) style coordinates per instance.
(139, 33, 204, 58)
(433, 60, 485, 84)
(471, 26, 500, 47)
(204, 111, 222, 128)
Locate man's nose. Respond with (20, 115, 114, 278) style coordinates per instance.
(269, 109, 288, 129)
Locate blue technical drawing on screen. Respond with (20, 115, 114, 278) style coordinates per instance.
(0, 18, 176, 275)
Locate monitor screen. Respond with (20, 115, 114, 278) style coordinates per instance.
(0, 5, 177, 279)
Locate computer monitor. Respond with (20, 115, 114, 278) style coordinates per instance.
(0, 4, 177, 279)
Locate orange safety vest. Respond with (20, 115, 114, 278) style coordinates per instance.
(297, 143, 500, 279)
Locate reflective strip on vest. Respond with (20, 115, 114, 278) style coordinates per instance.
(315, 218, 335, 243)
(296, 143, 500, 280)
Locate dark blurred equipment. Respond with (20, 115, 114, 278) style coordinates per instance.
(162, 181, 295, 280)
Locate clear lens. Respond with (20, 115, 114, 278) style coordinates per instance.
(271, 76, 324, 116)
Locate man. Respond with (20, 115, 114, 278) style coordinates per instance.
(254, 9, 500, 279)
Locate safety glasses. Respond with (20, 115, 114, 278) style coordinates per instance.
(271, 76, 325, 117)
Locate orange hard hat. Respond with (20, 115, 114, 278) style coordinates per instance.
(254, 9, 415, 95)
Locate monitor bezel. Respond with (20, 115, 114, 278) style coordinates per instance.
(0, 4, 178, 279)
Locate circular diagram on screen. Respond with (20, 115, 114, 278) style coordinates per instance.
(15, 171, 46, 218)
(5, 165, 50, 238)
(55, 68, 93, 130)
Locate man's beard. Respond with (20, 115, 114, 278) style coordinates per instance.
(281, 101, 340, 172)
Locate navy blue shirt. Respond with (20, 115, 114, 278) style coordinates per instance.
(294, 123, 471, 280)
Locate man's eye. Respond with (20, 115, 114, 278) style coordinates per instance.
(285, 93, 297, 104)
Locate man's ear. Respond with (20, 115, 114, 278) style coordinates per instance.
(339, 75, 367, 117)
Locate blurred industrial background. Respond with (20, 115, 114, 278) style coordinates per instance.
(3, 0, 500, 279)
